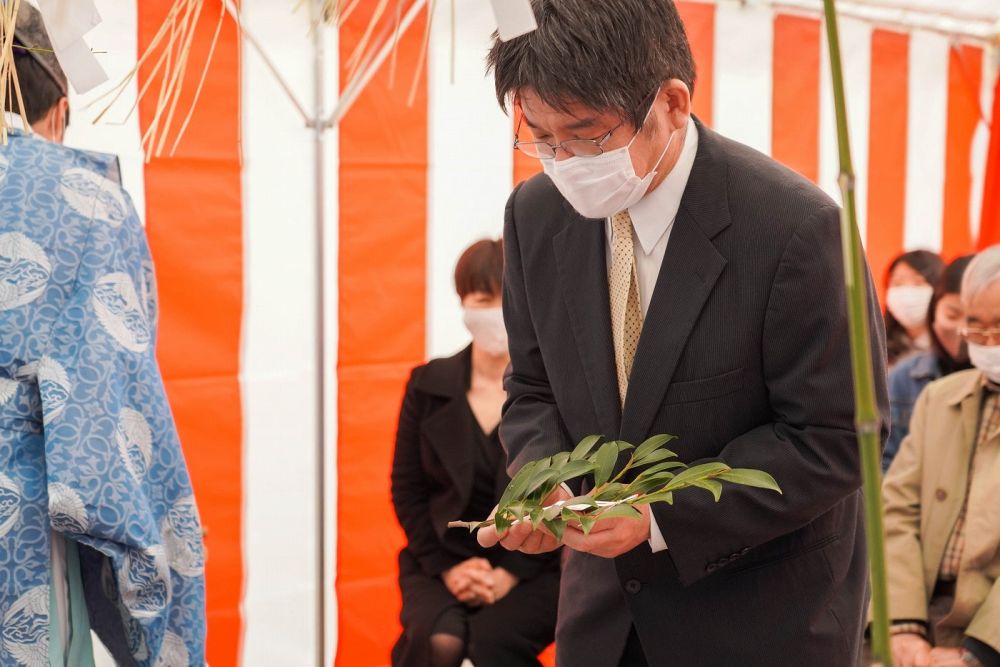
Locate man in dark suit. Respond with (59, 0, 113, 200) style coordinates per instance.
(476, 1, 890, 665)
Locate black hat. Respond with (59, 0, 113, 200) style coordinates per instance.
(13, 3, 68, 97)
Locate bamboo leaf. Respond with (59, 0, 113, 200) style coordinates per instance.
(633, 434, 678, 462)
(664, 462, 731, 491)
(717, 469, 782, 494)
(579, 513, 597, 535)
(690, 479, 723, 502)
(525, 466, 561, 497)
(530, 507, 544, 529)
(570, 435, 603, 461)
(593, 440, 620, 487)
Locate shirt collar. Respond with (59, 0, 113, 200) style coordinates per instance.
(626, 116, 699, 255)
(3, 112, 30, 134)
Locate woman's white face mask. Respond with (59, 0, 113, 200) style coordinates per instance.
(886, 285, 933, 329)
(542, 100, 675, 219)
(463, 307, 508, 357)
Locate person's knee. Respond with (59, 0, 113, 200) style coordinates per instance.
(466, 625, 533, 666)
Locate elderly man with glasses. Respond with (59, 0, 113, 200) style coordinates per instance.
(883, 246, 1000, 667)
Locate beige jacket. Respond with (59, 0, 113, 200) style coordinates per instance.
(883, 368, 1000, 651)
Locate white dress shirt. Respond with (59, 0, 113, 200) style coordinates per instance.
(605, 117, 699, 552)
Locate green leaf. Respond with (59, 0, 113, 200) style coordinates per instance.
(530, 507, 545, 529)
(635, 461, 686, 478)
(665, 462, 731, 491)
(570, 435, 603, 461)
(561, 507, 581, 523)
(551, 451, 571, 468)
(593, 440, 621, 487)
(633, 434, 678, 462)
(563, 495, 598, 510)
(552, 460, 597, 487)
(578, 513, 597, 535)
(499, 460, 538, 508)
(717, 469, 783, 494)
(632, 490, 673, 505)
(594, 482, 627, 501)
(525, 466, 562, 497)
(633, 448, 679, 468)
(626, 472, 677, 495)
(543, 503, 564, 521)
(495, 512, 511, 534)
(542, 518, 565, 541)
(594, 503, 642, 520)
(690, 479, 723, 502)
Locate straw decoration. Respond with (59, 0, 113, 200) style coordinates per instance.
(0, 0, 29, 144)
(87, 0, 225, 161)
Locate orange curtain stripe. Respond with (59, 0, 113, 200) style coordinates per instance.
(677, 1, 715, 127)
(977, 72, 1000, 249)
(137, 4, 245, 667)
(867, 29, 910, 296)
(941, 45, 983, 260)
(772, 15, 820, 183)
(337, 4, 428, 665)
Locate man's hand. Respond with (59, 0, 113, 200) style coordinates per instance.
(442, 557, 495, 606)
(891, 633, 932, 667)
(560, 503, 651, 558)
(929, 648, 970, 667)
(492, 567, 519, 603)
(477, 486, 570, 554)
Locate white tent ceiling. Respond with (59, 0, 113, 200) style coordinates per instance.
(751, 0, 1000, 41)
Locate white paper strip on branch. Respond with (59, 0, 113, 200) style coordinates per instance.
(489, 0, 537, 41)
(36, 0, 108, 94)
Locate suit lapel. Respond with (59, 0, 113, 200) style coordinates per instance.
(553, 214, 621, 439)
(621, 120, 731, 442)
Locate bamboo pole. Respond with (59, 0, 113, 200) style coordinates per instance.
(821, 1, 892, 665)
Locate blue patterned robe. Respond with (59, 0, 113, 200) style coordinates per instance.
(0, 129, 206, 666)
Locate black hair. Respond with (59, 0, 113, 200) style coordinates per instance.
(6, 46, 64, 125)
(487, 0, 696, 129)
(884, 250, 944, 366)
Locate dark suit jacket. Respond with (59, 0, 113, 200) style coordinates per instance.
(391, 345, 557, 581)
(500, 119, 890, 666)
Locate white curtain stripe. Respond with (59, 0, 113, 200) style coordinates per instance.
(904, 30, 950, 252)
(426, 0, 512, 359)
(241, 2, 324, 663)
(819, 17, 873, 241)
(713, 2, 774, 155)
(970, 48, 998, 243)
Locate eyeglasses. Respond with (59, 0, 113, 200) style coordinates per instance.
(960, 327, 1000, 345)
(513, 115, 624, 160)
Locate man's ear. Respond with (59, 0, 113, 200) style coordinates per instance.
(662, 80, 691, 123)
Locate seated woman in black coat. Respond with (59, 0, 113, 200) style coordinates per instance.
(390, 239, 560, 667)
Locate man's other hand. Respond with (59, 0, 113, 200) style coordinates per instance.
(477, 486, 569, 554)
(560, 503, 651, 558)
(891, 633, 932, 667)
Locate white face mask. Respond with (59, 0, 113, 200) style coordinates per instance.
(967, 342, 1000, 384)
(886, 285, 933, 329)
(541, 102, 675, 219)
(463, 307, 508, 357)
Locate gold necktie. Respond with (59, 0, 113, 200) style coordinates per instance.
(609, 210, 643, 406)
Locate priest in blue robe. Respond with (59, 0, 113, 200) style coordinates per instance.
(0, 5, 206, 665)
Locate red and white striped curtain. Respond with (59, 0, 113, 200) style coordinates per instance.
(63, 1, 997, 665)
